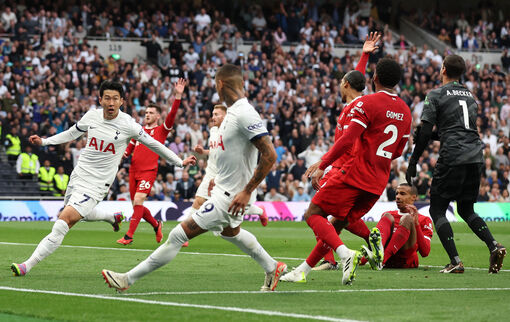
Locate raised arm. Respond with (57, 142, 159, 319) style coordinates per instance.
(123, 139, 135, 158)
(228, 135, 276, 215)
(164, 78, 187, 130)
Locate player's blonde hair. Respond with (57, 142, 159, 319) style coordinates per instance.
(213, 104, 227, 112)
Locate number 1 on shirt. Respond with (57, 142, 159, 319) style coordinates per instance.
(459, 100, 469, 129)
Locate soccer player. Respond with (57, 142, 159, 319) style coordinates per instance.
(310, 32, 381, 272)
(117, 78, 186, 245)
(102, 64, 286, 292)
(192, 104, 269, 229)
(361, 183, 433, 269)
(10, 81, 196, 276)
(283, 58, 412, 285)
(406, 54, 506, 273)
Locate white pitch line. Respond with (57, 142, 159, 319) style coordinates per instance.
(0, 286, 362, 322)
(119, 287, 510, 296)
(1, 241, 508, 272)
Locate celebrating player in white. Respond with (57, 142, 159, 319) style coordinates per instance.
(11, 81, 196, 277)
(102, 64, 286, 292)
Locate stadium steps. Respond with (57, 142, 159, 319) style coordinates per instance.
(399, 17, 447, 52)
(0, 161, 43, 197)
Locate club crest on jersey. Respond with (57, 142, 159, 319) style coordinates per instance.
(114, 130, 120, 140)
(89, 137, 116, 154)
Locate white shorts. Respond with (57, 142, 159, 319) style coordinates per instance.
(195, 172, 215, 199)
(64, 173, 107, 217)
(191, 189, 246, 236)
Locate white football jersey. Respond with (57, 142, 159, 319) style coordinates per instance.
(43, 109, 183, 199)
(205, 126, 219, 176)
(213, 98, 268, 203)
(72, 109, 143, 189)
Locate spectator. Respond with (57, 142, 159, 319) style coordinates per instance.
(176, 171, 195, 201)
(264, 187, 288, 202)
(38, 159, 55, 193)
(292, 183, 311, 201)
(52, 166, 69, 197)
(16, 145, 39, 180)
(265, 164, 282, 191)
(116, 184, 130, 201)
(298, 141, 324, 168)
(194, 8, 211, 32)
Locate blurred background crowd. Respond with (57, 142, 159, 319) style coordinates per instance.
(0, 0, 509, 203)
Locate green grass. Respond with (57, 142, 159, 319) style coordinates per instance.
(0, 221, 509, 321)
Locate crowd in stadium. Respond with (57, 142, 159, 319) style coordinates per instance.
(0, 1, 509, 203)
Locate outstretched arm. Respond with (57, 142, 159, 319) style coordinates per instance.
(228, 135, 276, 215)
(355, 32, 381, 75)
(319, 121, 365, 170)
(30, 124, 85, 146)
(137, 131, 191, 167)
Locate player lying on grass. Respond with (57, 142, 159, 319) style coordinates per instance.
(360, 183, 433, 269)
(116, 78, 186, 246)
(190, 104, 269, 233)
(11, 80, 196, 277)
(310, 32, 381, 272)
(102, 64, 286, 293)
(281, 58, 412, 285)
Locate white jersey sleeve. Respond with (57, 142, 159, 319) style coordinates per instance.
(41, 110, 93, 145)
(237, 107, 269, 141)
(131, 120, 184, 167)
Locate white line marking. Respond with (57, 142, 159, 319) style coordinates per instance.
(1, 241, 508, 272)
(0, 286, 362, 322)
(119, 287, 510, 296)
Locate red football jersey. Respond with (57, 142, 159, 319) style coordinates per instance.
(332, 96, 363, 168)
(342, 91, 412, 195)
(127, 99, 181, 172)
(384, 210, 434, 253)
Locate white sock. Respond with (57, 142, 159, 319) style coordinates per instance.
(23, 219, 69, 272)
(296, 261, 312, 275)
(335, 244, 351, 261)
(247, 205, 263, 216)
(221, 229, 277, 273)
(126, 224, 188, 285)
(83, 207, 115, 224)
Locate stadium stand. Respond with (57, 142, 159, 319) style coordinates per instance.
(0, 0, 508, 203)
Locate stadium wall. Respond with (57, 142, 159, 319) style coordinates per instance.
(88, 40, 504, 66)
(0, 200, 508, 223)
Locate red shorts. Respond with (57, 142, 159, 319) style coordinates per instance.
(129, 170, 157, 200)
(384, 248, 419, 269)
(312, 172, 379, 223)
(318, 166, 341, 187)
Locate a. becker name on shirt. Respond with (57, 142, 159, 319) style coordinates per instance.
(446, 89, 473, 97)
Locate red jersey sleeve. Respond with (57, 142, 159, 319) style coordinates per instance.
(163, 98, 181, 132)
(319, 121, 366, 170)
(416, 215, 433, 257)
(355, 52, 369, 75)
(124, 139, 135, 157)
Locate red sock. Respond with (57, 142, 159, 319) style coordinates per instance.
(377, 216, 393, 247)
(346, 219, 370, 243)
(383, 226, 410, 264)
(307, 240, 334, 267)
(126, 205, 144, 238)
(142, 206, 158, 228)
(306, 215, 343, 252)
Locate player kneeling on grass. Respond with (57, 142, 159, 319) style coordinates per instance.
(361, 183, 433, 270)
(102, 64, 286, 293)
(11, 80, 195, 277)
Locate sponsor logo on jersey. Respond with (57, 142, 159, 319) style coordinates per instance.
(247, 122, 263, 131)
(210, 135, 225, 151)
(88, 137, 116, 154)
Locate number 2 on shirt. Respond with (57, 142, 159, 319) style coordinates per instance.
(376, 124, 398, 159)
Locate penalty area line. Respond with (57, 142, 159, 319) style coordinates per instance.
(1, 241, 508, 272)
(0, 286, 362, 322)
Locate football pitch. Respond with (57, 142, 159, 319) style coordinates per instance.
(0, 221, 509, 321)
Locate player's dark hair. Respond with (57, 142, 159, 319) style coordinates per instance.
(216, 64, 242, 81)
(399, 183, 418, 196)
(375, 58, 402, 88)
(99, 80, 125, 98)
(443, 55, 466, 79)
(344, 70, 365, 92)
(147, 103, 162, 114)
